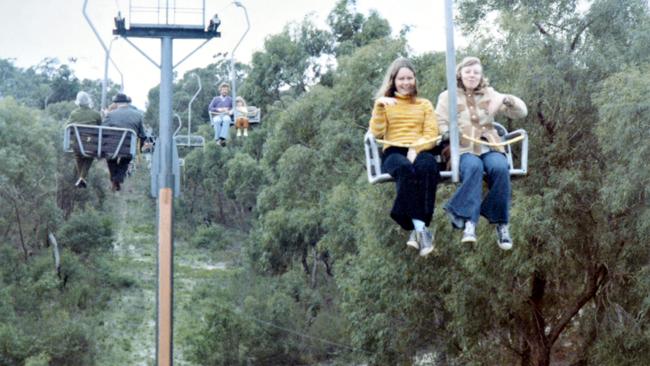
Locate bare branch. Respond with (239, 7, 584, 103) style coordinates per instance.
(537, 102, 555, 141)
(570, 20, 594, 52)
(533, 22, 550, 37)
(548, 264, 607, 344)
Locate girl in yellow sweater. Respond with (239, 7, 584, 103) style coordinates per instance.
(369, 57, 441, 256)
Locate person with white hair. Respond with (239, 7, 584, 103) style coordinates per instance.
(67, 91, 102, 188)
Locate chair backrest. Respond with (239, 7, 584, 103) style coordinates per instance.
(64, 124, 138, 159)
(247, 106, 261, 124)
(174, 134, 205, 148)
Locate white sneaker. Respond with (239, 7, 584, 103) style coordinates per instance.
(496, 224, 513, 250)
(75, 177, 87, 188)
(416, 229, 435, 257)
(461, 221, 477, 243)
(406, 231, 419, 250)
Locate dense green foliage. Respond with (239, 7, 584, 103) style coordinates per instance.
(0, 58, 120, 110)
(2, 0, 650, 365)
(0, 70, 128, 364)
(174, 0, 650, 365)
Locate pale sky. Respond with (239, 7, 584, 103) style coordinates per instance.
(1, 0, 463, 109)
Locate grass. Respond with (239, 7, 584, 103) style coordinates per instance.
(93, 163, 245, 366)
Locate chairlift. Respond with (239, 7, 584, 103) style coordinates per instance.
(209, 105, 261, 126)
(237, 105, 261, 124)
(364, 122, 528, 184)
(63, 123, 139, 160)
(174, 73, 206, 148)
(83, 1, 221, 364)
(365, 0, 530, 185)
(174, 112, 205, 148)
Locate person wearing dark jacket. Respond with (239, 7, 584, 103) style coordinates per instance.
(102, 93, 146, 191)
(67, 91, 102, 188)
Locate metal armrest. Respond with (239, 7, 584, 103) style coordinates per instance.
(364, 131, 393, 184)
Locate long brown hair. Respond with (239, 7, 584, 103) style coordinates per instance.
(375, 57, 418, 99)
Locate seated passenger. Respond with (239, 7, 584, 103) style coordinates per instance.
(435, 56, 528, 250)
(234, 96, 250, 137)
(369, 57, 441, 257)
(102, 93, 147, 191)
(208, 82, 233, 146)
(67, 91, 102, 188)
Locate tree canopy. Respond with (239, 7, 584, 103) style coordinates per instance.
(2, 0, 649, 365)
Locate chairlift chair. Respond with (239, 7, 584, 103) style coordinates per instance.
(209, 106, 261, 126)
(243, 105, 261, 124)
(173, 112, 205, 148)
(63, 123, 139, 160)
(364, 122, 528, 184)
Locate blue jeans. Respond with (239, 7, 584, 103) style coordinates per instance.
(445, 151, 510, 225)
(212, 114, 232, 140)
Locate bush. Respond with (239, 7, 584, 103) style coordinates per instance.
(190, 224, 228, 251)
(58, 209, 114, 256)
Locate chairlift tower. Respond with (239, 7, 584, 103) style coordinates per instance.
(84, 1, 221, 365)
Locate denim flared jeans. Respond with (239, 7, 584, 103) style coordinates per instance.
(445, 151, 511, 225)
(382, 147, 440, 230)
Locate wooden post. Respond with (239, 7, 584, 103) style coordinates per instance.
(158, 188, 173, 366)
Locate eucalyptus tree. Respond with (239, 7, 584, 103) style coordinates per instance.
(421, 1, 650, 365)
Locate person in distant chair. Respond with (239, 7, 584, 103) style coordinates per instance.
(234, 96, 250, 137)
(102, 93, 148, 191)
(67, 91, 102, 188)
(208, 82, 233, 146)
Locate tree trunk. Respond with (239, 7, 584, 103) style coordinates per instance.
(527, 339, 551, 366)
(48, 232, 61, 278)
(523, 270, 551, 366)
(310, 245, 318, 288)
(13, 201, 29, 260)
(301, 247, 310, 275)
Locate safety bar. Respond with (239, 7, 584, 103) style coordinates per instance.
(364, 123, 529, 184)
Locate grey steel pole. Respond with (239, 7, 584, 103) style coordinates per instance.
(102, 38, 117, 110)
(82, 0, 110, 110)
(444, 0, 459, 182)
(102, 49, 109, 110)
(230, 57, 236, 107)
(188, 73, 202, 145)
(107, 38, 125, 92)
(230, 1, 250, 107)
(157, 36, 174, 366)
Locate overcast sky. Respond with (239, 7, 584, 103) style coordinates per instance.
(0, 0, 463, 108)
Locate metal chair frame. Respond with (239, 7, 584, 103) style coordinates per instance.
(63, 123, 138, 159)
(210, 105, 262, 126)
(364, 122, 528, 184)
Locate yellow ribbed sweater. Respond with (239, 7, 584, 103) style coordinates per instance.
(369, 93, 439, 153)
